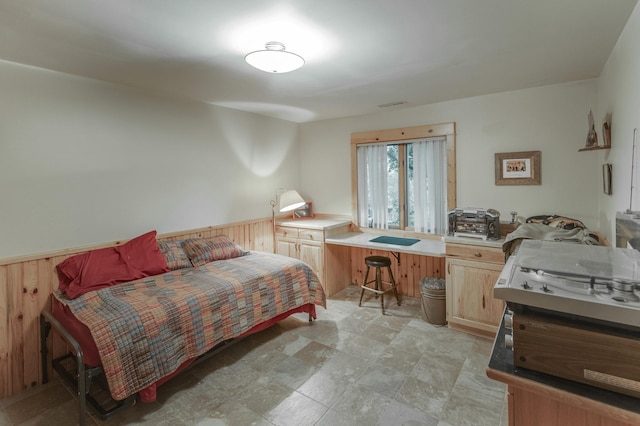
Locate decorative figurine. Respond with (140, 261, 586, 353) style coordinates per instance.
(585, 109, 598, 148)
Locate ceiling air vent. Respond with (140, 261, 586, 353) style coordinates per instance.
(377, 101, 408, 108)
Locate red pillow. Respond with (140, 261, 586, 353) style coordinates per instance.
(57, 230, 169, 299)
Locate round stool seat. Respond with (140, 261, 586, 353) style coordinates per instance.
(365, 255, 392, 268)
(360, 255, 400, 314)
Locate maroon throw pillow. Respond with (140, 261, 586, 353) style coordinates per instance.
(56, 230, 169, 299)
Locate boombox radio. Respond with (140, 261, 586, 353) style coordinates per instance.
(448, 208, 500, 240)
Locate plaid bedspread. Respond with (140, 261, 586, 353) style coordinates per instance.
(54, 251, 325, 400)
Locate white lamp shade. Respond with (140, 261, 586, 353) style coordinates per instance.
(279, 190, 305, 212)
(245, 42, 304, 73)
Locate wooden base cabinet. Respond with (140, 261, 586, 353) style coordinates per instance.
(276, 228, 324, 276)
(486, 370, 640, 426)
(445, 243, 505, 338)
(275, 222, 351, 297)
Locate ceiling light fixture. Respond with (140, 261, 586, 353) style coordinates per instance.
(245, 41, 304, 73)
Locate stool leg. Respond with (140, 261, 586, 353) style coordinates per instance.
(359, 266, 370, 307)
(387, 266, 401, 306)
(376, 267, 385, 314)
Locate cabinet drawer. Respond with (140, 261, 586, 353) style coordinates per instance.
(446, 244, 504, 264)
(275, 226, 299, 239)
(298, 229, 324, 242)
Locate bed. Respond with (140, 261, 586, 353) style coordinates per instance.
(502, 214, 604, 257)
(40, 231, 325, 425)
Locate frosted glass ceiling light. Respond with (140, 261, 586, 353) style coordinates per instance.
(245, 41, 304, 73)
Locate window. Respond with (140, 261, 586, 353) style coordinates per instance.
(351, 123, 456, 235)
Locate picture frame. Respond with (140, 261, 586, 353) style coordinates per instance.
(495, 151, 541, 186)
(603, 163, 612, 195)
(292, 202, 314, 219)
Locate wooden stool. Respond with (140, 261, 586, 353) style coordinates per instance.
(359, 256, 401, 314)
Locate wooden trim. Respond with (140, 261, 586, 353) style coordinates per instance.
(447, 319, 499, 339)
(487, 368, 640, 425)
(0, 218, 273, 400)
(447, 134, 457, 212)
(0, 266, 8, 398)
(351, 141, 359, 225)
(350, 122, 455, 144)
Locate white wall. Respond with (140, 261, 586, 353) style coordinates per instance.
(8, 3, 638, 258)
(300, 80, 600, 231)
(597, 2, 640, 243)
(0, 60, 301, 258)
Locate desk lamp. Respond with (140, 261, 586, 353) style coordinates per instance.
(271, 189, 305, 252)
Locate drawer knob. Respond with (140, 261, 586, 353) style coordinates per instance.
(474, 252, 482, 257)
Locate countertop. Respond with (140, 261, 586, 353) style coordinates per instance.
(276, 218, 351, 230)
(325, 232, 446, 257)
(277, 220, 507, 255)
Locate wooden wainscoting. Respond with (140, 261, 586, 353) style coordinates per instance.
(349, 247, 445, 298)
(0, 218, 273, 400)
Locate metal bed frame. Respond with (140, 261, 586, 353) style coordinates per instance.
(40, 309, 313, 425)
(40, 310, 137, 425)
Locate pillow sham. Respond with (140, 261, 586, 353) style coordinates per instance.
(157, 240, 192, 270)
(183, 235, 247, 267)
(56, 230, 169, 299)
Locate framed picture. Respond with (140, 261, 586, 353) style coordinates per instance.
(495, 151, 541, 186)
(292, 202, 314, 219)
(603, 163, 612, 195)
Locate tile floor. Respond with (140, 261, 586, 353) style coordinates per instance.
(0, 286, 508, 426)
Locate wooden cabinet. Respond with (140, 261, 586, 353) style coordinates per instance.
(275, 221, 351, 297)
(486, 371, 640, 426)
(445, 242, 505, 338)
(276, 227, 324, 277)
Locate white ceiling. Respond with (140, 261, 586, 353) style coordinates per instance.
(0, 0, 637, 123)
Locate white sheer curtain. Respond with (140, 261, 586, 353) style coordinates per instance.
(413, 137, 447, 234)
(357, 144, 388, 229)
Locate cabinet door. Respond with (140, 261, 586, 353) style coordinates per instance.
(446, 258, 504, 337)
(299, 240, 324, 282)
(276, 238, 299, 259)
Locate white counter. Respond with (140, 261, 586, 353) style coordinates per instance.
(325, 232, 446, 257)
(277, 219, 352, 230)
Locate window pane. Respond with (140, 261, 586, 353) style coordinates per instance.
(387, 145, 399, 227)
(407, 144, 414, 228)
(352, 124, 454, 234)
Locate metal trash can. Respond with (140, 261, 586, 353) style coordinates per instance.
(419, 277, 446, 325)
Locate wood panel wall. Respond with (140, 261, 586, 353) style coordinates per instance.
(0, 217, 446, 401)
(0, 218, 273, 401)
(349, 247, 445, 298)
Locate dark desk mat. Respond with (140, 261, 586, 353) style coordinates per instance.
(369, 236, 420, 246)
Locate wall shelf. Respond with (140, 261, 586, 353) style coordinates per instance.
(578, 145, 610, 152)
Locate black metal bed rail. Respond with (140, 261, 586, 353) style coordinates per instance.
(39, 309, 315, 425)
(40, 311, 135, 425)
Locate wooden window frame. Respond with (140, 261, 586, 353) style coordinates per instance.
(350, 122, 457, 236)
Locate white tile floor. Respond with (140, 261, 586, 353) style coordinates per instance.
(0, 286, 508, 426)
